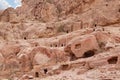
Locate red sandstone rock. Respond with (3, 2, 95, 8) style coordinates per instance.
(0, 0, 120, 80)
(0, 44, 20, 59)
(0, 7, 19, 23)
(65, 34, 99, 58)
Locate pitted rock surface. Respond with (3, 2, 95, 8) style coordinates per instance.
(0, 0, 120, 80)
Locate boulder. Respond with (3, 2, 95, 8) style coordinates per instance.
(65, 35, 99, 58)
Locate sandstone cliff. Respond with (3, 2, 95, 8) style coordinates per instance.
(0, 0, 120, 80)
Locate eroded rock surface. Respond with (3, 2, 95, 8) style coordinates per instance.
(0, 0, 120, 80)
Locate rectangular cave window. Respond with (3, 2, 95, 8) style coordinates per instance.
(55, 44, 57, 47)
(61, 44, 64, 47)
(107, 56, 118, 64)
(35, 72, 39, 77)
(44, 68, 48, 74)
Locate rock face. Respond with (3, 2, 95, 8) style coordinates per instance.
(65, 34, 99, 58)
(0, 7, 19, 23)
(0, 0, 120, 80)
(32, 1, 58, 22)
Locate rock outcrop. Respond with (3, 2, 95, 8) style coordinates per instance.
(0, 7, 19, 23)
(0, 0, 120, 80)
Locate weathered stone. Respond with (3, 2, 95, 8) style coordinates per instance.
(0, 7, 19, 23)
(32, 2, 58, 22)
(0, 44, 20, 58)
(0, 0, 120, 79)
(65, 35, 99, 58)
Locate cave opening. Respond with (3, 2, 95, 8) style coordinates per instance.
(55, 44, 57, 47)
(44, 68, 48, 74)
(61, 44, 64, 47)
(35, 72, 39, 77)
(83, 50, 95, 58)
(66, 30, 69, 33)
(108, 56, 118, 64)
(24, 37, 27, 40)
(94, 24, 97, 27)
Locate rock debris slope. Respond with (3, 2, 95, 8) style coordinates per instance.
(0, 0, 120, 80)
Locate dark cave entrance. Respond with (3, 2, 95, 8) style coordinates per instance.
(108, 56, 118, 64)
(83, 50, 95, 58)
(35, 72, 39, 77)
